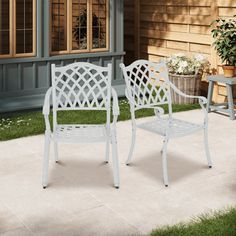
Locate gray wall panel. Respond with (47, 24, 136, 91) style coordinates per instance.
(6, 64, 18, 91)
(22, 63, 34, 90)
(74, 58, 87, 63)
(37, 62, 48, 88)
(115, 57, 123, 83)
(64, 60, 74, 66)
(0, 65, 3, 92)
(89, 58, 100, 66)
(103, 57, 112, 67)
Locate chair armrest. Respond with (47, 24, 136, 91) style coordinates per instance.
(170, 82, 207, 105)
(125, 88, 129, 101)
(170, 81, 208, 124)
(125, 88, 136, 109)
(43, 87, 52, 115)
(111, 87, 120, 117)
(42, 87, 52, 131)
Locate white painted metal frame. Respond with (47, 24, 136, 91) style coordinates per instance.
(120, 60, 212, 187)
(42, 62, 120, 189)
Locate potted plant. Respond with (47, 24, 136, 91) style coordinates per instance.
(211, 16, 236, 78)
(166, 53, 210, 104)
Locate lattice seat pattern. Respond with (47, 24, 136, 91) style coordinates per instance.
(55, 125, 107, 143)
(138, 118, 203, 138)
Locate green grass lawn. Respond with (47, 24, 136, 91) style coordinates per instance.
(0, 99, 200, 141)
(150, 208, 236, 236)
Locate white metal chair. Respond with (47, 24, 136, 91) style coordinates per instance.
(42, 62, 120, 189)
(120, 60, 212, 187)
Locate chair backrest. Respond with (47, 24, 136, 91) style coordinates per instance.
(120, 60, 172, 111)
(51, 62, 112, 112)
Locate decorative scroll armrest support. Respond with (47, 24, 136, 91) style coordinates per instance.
(125, 88, 130, 102)
(125, 88, 137, 128)
(125, 88, 135, 108)
(170, 82, 208, 123)
(42, 87, 52, 132)
(154, 107, 165, 119)
(111, 87, 120, 124)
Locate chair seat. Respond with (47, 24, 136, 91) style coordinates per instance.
(137, 118, 204, 138)
(55, 124, 107, 143)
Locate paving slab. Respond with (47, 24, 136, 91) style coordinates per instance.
(0, 110, 236, 235)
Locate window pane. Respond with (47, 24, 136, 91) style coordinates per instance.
(51, 0, 67, 52)
(0, 0, 10, 55)
(16, 0, 33, 54)
(72, 0, 87, 51)
(92, 0, 107, 49)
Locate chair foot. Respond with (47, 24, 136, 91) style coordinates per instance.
(115, 186, 119, 189)
(126, 163, 130, 166)
(43, 186, 46, 189)
(209, 165, 212, 169)
(165, 185, 168, 188)
(55, 161, 59, 164)
(105, 161, 109, 164)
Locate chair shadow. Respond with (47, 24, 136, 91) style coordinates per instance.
(231, 185, 236, 193)
(49, 158, 114, 189)
(48, 151, 209, 188)
(130, 151, 208, 184)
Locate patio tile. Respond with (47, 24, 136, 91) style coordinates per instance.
(3, 185, 106, 233)
(0, 228, 33, 236)
(0, 110, 236, 235)
(4, 197, 81, 235)
(31, 206, 138, 236)
(48, 158, 115, 189)
(0, 204, 25, 234)
(0, 140, 34, 159)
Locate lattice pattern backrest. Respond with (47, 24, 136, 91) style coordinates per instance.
(122, 60, 172, 110)
(51, 62, 112, 111)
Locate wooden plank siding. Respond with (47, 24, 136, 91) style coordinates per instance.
(124, 0, 135, 65)
(124, 0, 236, 102)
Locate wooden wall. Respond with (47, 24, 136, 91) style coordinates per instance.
(124, 0, 236, 101)
(124, 0, 135, 65)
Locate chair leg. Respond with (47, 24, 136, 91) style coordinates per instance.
(204, 128, 212, 168)
(54, 140, 59, 163)
(111, 129, 120, 188)
(42, 131, 51, 189)
(160, 140, 165, 154)
(105, 134, 110, 164)
(126, 125, 136, 165)
(162, 137, 169, 187)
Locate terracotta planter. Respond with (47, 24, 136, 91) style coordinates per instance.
(169, 74, 202, 104)
(222, 65, 235, 78)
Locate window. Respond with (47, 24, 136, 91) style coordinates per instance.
(50, 0, 109, 55)
(0, 0, 10, 55)
(0, 0, 36, 58)
(51, 0, 67, 52)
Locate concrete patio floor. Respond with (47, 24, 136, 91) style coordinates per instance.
(0, 109, 236, 236)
